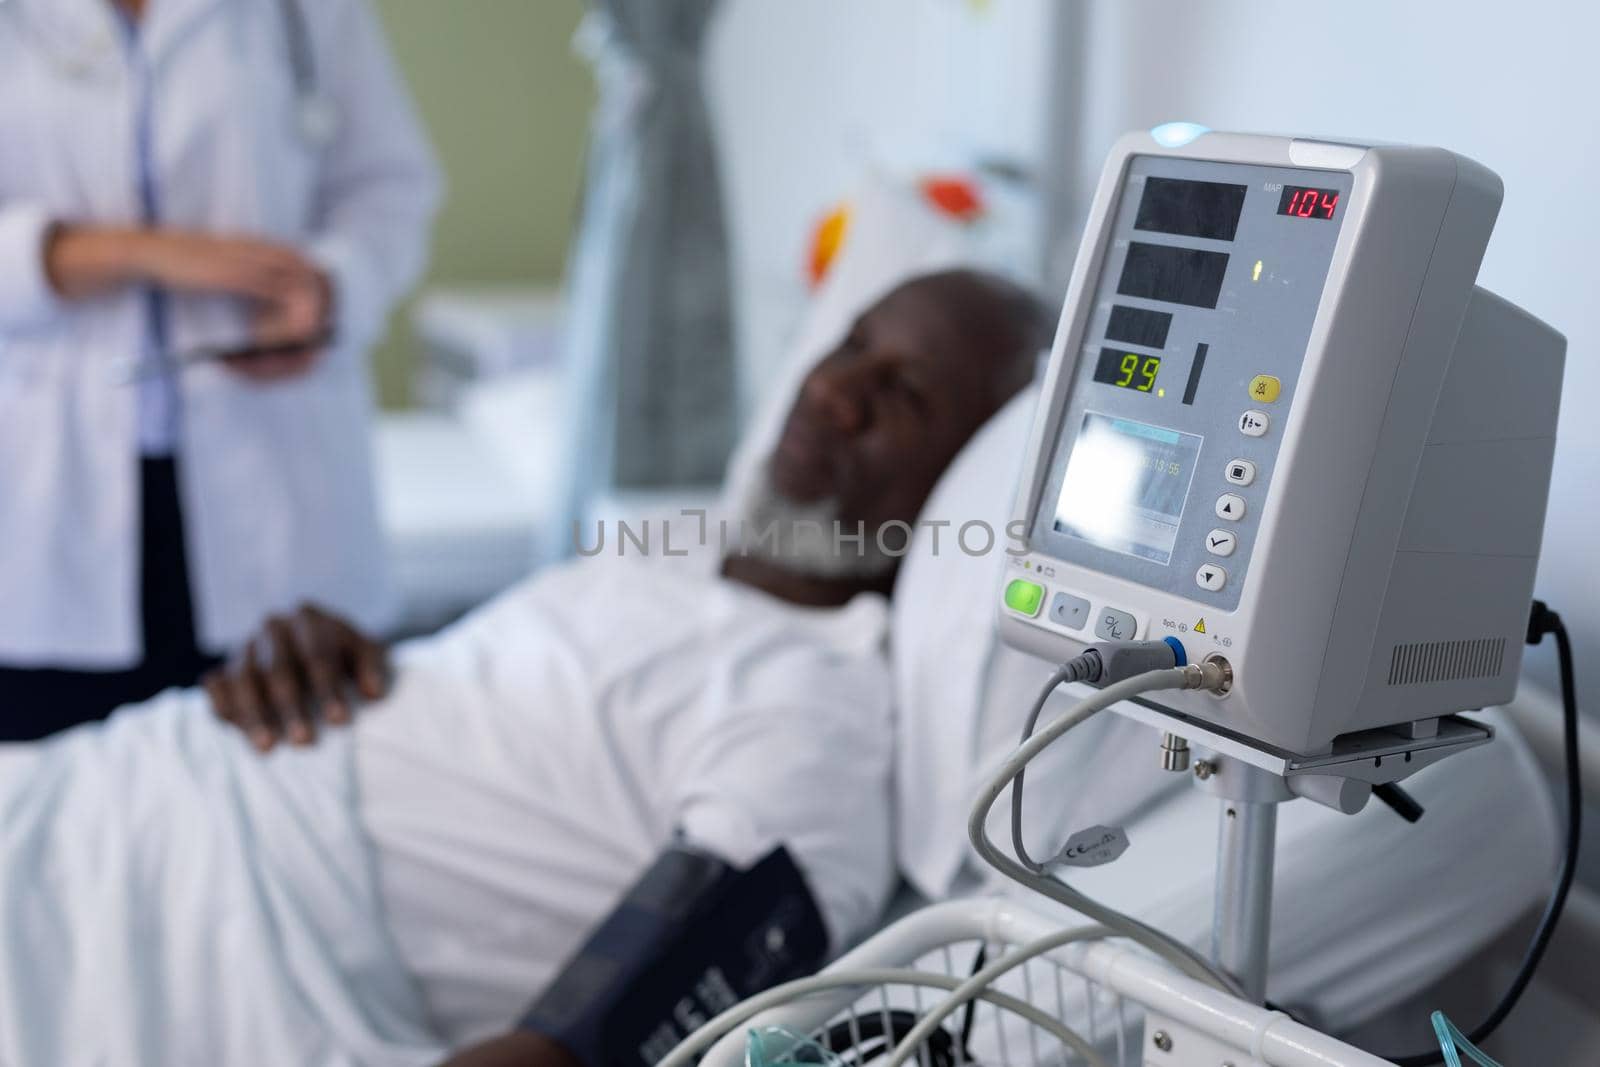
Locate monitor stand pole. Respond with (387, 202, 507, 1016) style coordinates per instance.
(1192, 753, 1291, 1003)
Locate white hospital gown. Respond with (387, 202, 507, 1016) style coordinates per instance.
(355, 555, 896, 1046)
(0, 555, 895, 1064)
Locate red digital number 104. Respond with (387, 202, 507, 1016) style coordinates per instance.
(1290, 189, 1339, 219)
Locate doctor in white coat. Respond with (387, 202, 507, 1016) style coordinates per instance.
(0, 0, 441, 737)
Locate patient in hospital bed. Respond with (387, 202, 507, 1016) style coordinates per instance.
(0, 269, 1048, 1067)
(0, 171, 1561, 1063)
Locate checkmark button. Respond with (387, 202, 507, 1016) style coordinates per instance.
(1205, 528, 1237, 557)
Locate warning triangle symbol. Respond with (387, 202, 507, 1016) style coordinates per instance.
(1194, 618, 1207, 634)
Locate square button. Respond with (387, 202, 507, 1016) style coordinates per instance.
(1004, 578, 1044, 617)
(1248, 375, 1282, 403)
(1094, 607, 1138, 641)
(1050, 592, 1091, 630)
(1225, 459, 1256, 486)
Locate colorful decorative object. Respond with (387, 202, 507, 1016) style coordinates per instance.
(805, 174, 987, 287)
(920, 175, 985, 221)
(807, 205, 851, 287)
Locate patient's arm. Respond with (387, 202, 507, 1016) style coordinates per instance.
(202, 603, 390, 752)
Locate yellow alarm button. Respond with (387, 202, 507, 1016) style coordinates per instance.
(1248, 375, 1282, 403)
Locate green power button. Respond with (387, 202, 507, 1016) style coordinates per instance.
(1004, 579, 1045, 617)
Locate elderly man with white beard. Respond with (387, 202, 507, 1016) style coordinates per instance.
(0, 270, 1048, 1067)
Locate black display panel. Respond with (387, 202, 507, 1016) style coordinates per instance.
(1181, 343, 1209, 406)
(1117, 242, 1230, 309)
(1276, 185, 1340, 220)
(1105, 305, 1172, 349)
(1134, 177, 1248, 241)
(1093, 347, 1162, 394)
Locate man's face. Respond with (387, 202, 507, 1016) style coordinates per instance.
(768, 278, 1017, 531)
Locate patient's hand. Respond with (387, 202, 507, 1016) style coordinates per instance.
(202, 603, 390, 752)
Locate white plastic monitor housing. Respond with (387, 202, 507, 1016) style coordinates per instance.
(1000, 129, 1565, 756)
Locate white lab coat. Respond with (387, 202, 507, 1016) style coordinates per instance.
(0, 0, 441, 667)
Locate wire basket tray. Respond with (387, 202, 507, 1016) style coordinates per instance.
(665, 897, 1394, 1067)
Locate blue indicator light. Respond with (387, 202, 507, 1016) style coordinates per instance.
(1150, 122, 1210, 148)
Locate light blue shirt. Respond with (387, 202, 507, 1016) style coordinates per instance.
(118, 6, 181, 456)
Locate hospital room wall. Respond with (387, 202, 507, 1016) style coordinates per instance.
(1046, 0, 1600, 720)
(706, 0, 1059, 407)
(369, 0, 592, 408)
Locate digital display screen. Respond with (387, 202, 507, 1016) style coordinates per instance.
(1053, 413, 1202, 565)
(1117, 242, 1230, 309)
(1276, 185, 1340, 220)
(1134, 177, 1248, 241)
(1093, 348, 1162, 394)
(1105, 305, 1172, 349)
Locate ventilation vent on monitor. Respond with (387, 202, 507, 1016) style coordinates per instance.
(1387, 638, 1506, 687)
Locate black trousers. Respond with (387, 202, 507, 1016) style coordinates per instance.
(0, 458, 221, 740)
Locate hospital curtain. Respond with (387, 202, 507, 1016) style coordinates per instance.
(564, 0, 735, 492)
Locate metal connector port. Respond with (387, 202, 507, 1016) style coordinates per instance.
(1202, 654, 1234, 696)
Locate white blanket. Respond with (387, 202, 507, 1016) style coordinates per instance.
(0, 556, 897, 1065)
(0, 695, 443, 1067)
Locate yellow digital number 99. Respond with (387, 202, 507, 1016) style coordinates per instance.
(1138, 356, 1159, 392)
(1116, 353, 1139, 388)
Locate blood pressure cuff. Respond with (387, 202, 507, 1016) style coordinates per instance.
(519, 844, 829, 1067)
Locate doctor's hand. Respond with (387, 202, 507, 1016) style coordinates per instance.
(228, 267, 334, 382)
(134, 229, 334, 382)
(46, 226, 331, 380)
(134, 230, 325, 305)
(46, 225, 321, 304)
(203, 603, 390, 753)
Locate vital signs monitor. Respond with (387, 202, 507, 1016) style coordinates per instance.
(1000, 129, 1565, 758)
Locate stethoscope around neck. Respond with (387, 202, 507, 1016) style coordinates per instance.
(5, 0, 338, 148)
(274, 0, 338, 147)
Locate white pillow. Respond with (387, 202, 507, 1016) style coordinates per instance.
(889, 385, 1040, 896)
